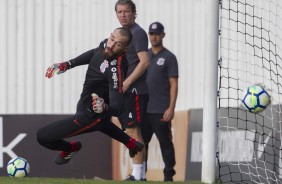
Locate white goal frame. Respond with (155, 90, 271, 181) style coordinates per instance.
(201, 0, 220, 183)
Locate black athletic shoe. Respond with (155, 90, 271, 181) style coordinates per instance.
(164, 177, 173, 182)
(124, 175, 139, 181)
(54, 141, 82, 165)
(128, 141, 144, 158)
(141, 178, 147, 181)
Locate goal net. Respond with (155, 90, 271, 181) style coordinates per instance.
(218, 0, 282, 183)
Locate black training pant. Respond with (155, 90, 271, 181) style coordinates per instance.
(37, 108, 131, 152)
(141, 113, 176, 179)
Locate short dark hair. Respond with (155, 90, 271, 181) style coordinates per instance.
(116, 27, 132, 46)
(115, 0, 136, 14)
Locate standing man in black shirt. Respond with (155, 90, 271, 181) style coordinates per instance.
(115, 0, 149, 181)
(37, 27, 143, 165)
(142, 22, 179, 182)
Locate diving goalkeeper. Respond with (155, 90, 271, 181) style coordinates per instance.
(37, 27, 143, 165)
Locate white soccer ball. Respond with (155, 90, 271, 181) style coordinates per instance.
(241, 85, 271, 113)
(7, 157, 30, 177)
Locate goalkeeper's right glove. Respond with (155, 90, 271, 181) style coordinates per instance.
(91, 93, 108, 113)
(45, 61, 71, 78)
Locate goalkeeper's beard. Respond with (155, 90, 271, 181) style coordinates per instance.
(102, 47, 121, 60)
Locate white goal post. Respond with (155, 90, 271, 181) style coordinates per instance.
(201, 0, 220, 183)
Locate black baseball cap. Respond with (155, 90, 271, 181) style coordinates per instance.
(149, 22, 164, 34)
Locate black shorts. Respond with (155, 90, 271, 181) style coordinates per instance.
(118, 93, 148, 130)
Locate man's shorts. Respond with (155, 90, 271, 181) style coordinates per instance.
(118, 93, 149, 130)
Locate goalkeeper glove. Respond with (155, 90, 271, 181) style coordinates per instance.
(91, 93, 108, 113)
(45, 61, 71, 78)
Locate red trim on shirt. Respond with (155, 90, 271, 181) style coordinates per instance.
(117, 55, 123, 93)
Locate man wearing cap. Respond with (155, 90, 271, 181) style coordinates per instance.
(142, 22, 179, 182)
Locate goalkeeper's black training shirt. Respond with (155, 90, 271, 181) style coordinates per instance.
(68, 40, 128, 117)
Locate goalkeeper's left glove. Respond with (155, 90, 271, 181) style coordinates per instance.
(45, 61, 71, 78)
(91, 93, 108, 113)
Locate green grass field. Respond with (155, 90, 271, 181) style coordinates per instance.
(0, 177, 204, 184)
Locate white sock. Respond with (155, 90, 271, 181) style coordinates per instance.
(141, 162, 146, 179)
(132, 164, 142, 180)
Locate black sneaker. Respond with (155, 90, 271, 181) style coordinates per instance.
(141, 178, 147, 181)
(124, 175, 139, 181)
(164, 177, 173, 182)
(54, 141, 82, 165)
(129, 141, 144, 158)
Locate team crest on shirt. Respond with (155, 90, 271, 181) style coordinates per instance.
(100, 60, 109, 73)
(157, 58, 165, 65)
